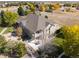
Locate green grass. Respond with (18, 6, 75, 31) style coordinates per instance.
(3, 27, 14, 34)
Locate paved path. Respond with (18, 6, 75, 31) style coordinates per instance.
(0, 28, 7, 35)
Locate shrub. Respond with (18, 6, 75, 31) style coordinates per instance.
(13, 42, 27, 57)
(0, 35, 27, 57)
(27, 2, 35, 12)
(0, 35, 7, 53)
(25, 10, 32, 15)
(0, 11, 18, 26)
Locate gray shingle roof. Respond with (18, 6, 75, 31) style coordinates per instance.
(18, 12, 47, 33)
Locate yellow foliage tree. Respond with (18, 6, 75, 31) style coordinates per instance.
(40, 3, 46, 12)
(60, 25, 79, 57)
(51, 3, 61, 10)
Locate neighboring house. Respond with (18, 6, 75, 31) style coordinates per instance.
(16, 11, 60, 42)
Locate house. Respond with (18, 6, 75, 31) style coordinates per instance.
(15, 11, 79, 51)
(16, 11, 60, 43)
(16, 10, 79, 41)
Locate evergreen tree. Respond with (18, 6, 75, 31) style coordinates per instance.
(17, 6, 25, 16)
(0, 10, 5, 25)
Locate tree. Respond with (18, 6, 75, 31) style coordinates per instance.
(64, 3, 71, 7)
(0, 10, 4, 25)
(17, 6, 25, 16)
(72, 3, 77, 7)
(14, 42, 27, 57)
(1, 11, 18, 26)
(59, 25, 79, 57)
(27, 2, 35, 12)
(40, 3, 46, 12)
(37, 43, 63, 58)
(51, 3, 61, 10)
(25, 10, 32, 15)
(45, 4, 52, 12)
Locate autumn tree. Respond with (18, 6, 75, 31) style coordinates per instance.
(45, 4, 52, 12)
(51, 3, 61, 10)
(40, 3, 46, 12)
(27, 2, 35, 12)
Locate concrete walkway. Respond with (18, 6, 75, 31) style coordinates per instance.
(0, 28, 7, 35)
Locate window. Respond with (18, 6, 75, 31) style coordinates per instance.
(36, 30, 42, 33)
(45, 15, 48, 19)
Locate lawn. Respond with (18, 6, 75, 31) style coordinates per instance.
(3, 27, 14, 34)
